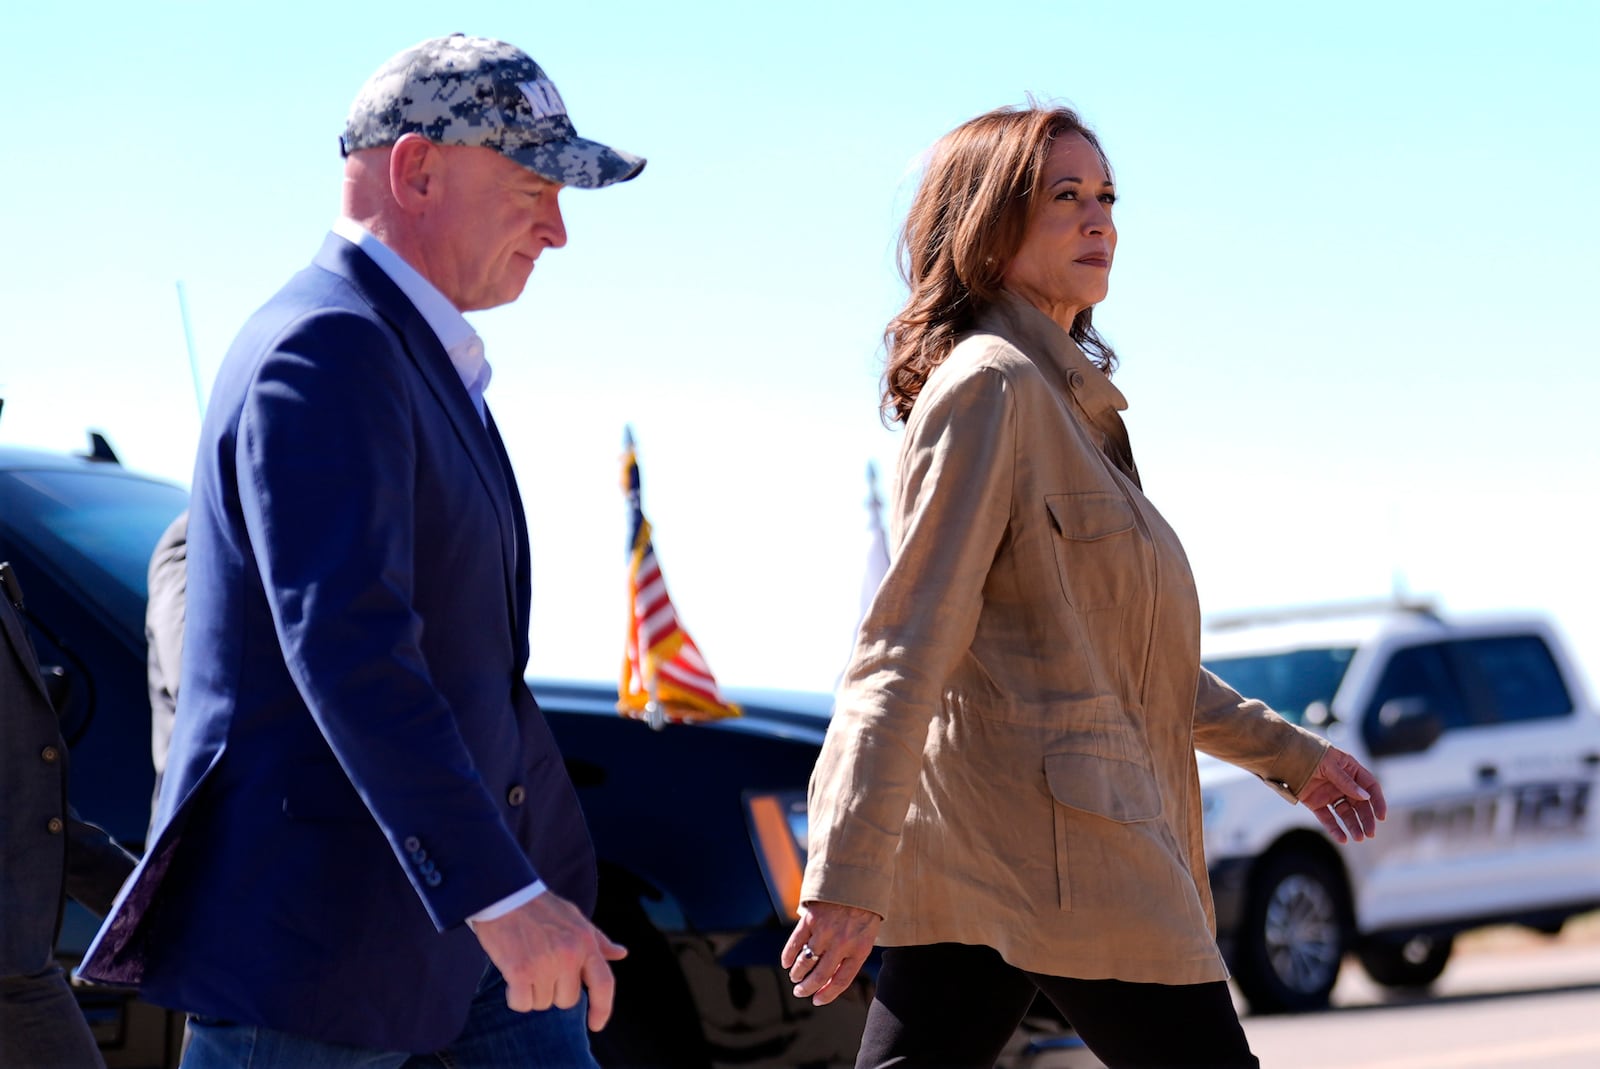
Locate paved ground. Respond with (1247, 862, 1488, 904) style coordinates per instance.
(1039, 911, 1600, 1069)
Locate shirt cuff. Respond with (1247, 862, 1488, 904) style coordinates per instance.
(467, 880, 548, 923)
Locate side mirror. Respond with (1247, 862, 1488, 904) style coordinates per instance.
(1368, 696, 1444, 757)
(1303, 701, 1337, 728)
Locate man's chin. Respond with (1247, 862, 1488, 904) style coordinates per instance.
(460, 278, 533, 313)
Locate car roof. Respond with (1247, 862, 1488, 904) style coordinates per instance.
(529, 677, 833, 741)
(0, 443, 181, 484)
(1202, 602, 1557, 658)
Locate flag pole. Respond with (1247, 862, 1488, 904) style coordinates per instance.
(176, 280, 206, 418)
(645, 676, 665, 732)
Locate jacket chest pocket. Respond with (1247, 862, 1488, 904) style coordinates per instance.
(1044, 492, 1138, 610)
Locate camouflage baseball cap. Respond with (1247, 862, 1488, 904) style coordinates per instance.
(340, 34, 645, 189)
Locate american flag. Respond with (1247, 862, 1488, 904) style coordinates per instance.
(618, 428, 741, 727)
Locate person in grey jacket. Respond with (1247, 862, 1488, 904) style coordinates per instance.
(145, 509, 187, 817)
(1, 561, 138, 1068)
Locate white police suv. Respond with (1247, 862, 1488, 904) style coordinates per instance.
(1200, 601, 1600, 1013)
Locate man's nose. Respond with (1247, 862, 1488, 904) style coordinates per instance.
(542, 197, 568, 249)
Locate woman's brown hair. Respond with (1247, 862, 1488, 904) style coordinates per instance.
(882, 104, 1118, 424)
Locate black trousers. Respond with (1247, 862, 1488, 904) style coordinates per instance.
(857, 943, 1258, 1069)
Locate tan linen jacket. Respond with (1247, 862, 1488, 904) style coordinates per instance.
(802, 293, 1329, 984)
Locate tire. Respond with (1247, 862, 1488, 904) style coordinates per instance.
(1356, 933, 1453, 989)
(1231, 851, 1348, 1015)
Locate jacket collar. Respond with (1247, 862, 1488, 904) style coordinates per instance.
(976, 291, 1141, 488)
(976, 291, 1128, 419)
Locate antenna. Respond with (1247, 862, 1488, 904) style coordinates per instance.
(176, 281, 205, 417)
(85, 431, 121, 464)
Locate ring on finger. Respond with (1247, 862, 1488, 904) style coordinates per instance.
(800, 943, 818, 961)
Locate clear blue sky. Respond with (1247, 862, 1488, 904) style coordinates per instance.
(3, 1, 1596, 694)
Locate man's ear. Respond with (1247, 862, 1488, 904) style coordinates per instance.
(390, 134, 439, 211)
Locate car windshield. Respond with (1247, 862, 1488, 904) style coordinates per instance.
(0, 467, 187, 623)
(1203, 647, 1358, 726)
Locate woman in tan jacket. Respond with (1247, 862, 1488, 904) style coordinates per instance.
(781, 105, 1388, 1068)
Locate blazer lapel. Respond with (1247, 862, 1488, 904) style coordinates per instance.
(484, 409, 531, 657)
(311, 235, 520, 631)
(0, 563, 56, 709)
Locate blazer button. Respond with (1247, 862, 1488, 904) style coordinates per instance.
(1068, 370, 1085, 390)
(507, 785, 526, 807)
(403, 836, 421, 854)
(40, 745, 60, 763)
(46, 817, 64, 834)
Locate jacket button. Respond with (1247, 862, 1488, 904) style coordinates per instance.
(507, 785, 526, 807)
(403, 836, 421, 854)
(40, 745, 60, 763)
(46, 817, 64, 834)
(1068, 370, 1085, 390)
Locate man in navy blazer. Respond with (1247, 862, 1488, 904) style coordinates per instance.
(78, 35, 645, 1067)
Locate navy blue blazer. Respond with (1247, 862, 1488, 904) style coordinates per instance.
(78, 236, 596, 1051)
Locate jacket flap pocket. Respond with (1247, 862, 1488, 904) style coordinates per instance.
(1045, 752, 1163, 823)
(1045, 492, 1135, 542)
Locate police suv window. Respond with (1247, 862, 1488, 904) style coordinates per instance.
(1447, 636, 1573, 724)
(1361, 643, 1470, 753)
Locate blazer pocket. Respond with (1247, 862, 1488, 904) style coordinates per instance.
(1044, 492, 1137, 611)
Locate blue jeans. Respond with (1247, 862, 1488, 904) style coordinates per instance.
(181, 966, 598, 1068)
(0, 964, 108, 1069)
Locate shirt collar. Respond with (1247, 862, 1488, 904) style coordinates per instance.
(331, 217, 491, 403)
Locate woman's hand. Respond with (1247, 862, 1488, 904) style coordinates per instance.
(781, 901, 882, 1006)
(1298, 746, 1388, 843)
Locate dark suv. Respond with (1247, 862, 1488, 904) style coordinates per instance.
(1, 439, 1081, 1068)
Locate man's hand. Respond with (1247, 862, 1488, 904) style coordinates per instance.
(1298, 745, 1388, 844)
(469, 892, 628, 1031)
(781, 901, 881, 1006)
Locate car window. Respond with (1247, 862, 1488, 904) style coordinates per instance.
(1202, 647, 1357, 726)
(0, 468, 187, 623)
(1362, 642, 1472, 751)
(1447, 635, 1573, 725)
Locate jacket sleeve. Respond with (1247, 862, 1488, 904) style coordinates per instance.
(1193, 667, 1328, 802)
(65, 810, 138, 918)
(236, 312, 537, 929)
(801, 364, 1016, 917)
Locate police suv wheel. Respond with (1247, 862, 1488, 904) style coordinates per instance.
(1356, 933, 1453, 989)
(1233, 851, 1347, 1015)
